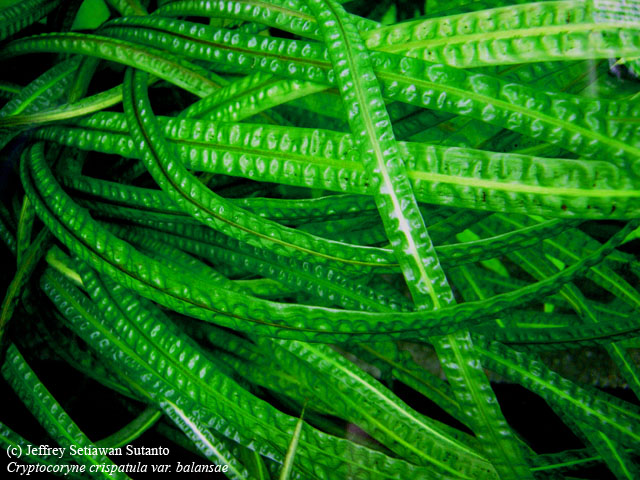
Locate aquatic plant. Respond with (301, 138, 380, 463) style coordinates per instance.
(1, 0, 639, 478)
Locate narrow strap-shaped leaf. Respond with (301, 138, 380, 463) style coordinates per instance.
(95, 407, 162, 449)
(0, 420, 84, 479)
(112, 223, 409, 312)
(107, 211, 406, 308)
(483, 215, 640, 399)
(474, 313, 640, 350)
(67, 57, 101, 105)
(0, 81, 21, 96)
(426, 209, 489, 245)
(123, 68, 398, 271)
(105, 0, 147, 16)
(46, 269, 285, 479)
(63, 171, 379, 223)
(305, 2, 532, 478)
(0, 228, 50, 346)
(439, 217, 579, 268)
(233, 278, 293, 299)
(475, 340, 640, 449)
(55, 261, 438, 479)
(181, 71, 325, 125)
(210, 346, 323, 414)
(125, 233, 243, 292)
(42, 315, 137, 400)
(576, 422, 640, 480)
(0, 57, 80, 150)
(0, 220, 16, 258)
(15, 196, 35, 265)
(179, 71, 273, 119)
(36, 114, 640, 219)
(23, 140, 639, 341)
(355, 342, 465, 426)
(0, 197, 17, 233)
(159, 399, 253, 480)
(154, 0, 380, 40)
(431, 330, 534, 480)
(415, 55, 609, 154)
(80, 187, 576, 272)
(239, 444, 271, 480)
(297, 211, 383, 239)
(0, 57, 79, 119)
(365, 1, 640, 68)
(155, 421, 208, 460)
(0, 84, 124, 128)
(531, 446, 625, 475)
(262, 338, 494, 478)
(44, 266, 282, 459)
(0, 0, 61, 41)
(96, 16, 640, 166)
(0, 33, 223, 97)
(306, 0, 451, 308)
(60, 174, 184, 214)
(537, 225, 640, 312)
(279, 404, 306, 480)
(285, 89, 347, 121)
(1, 343, 130, 479)
(502, 244, 594, 321)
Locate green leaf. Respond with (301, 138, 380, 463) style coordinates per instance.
(576, 422, 640, 480)
(0, 0, 61, 41)
(37, 114, 640, 219)
(160, 399, 253, 480)
(365, 1, 640, 68)
(305, 1, 531, 478)
(22, 136, 638, 342)
(0, 33, 223, 97)
(96, 408, 162, 449)
(2, 343, 131, 479)
(475, 340, 640, 449)
(71, 0, 110, 30)
(41, 263, 440, 479)
(0, 421, 84, 479)
(0, 229, 50, 346)
(96, 16, 640, 166)
(279, 404, 306, 480)
(262, 338, 494, 478)
(104, 0, 146, 16)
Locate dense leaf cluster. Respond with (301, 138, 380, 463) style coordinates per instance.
(0, 0, 639, 479)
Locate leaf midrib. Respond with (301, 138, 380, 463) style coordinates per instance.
(50, 121, 638, 204)
(101, 19, 640, 160)
(305, 344, 484, 462)
(131, 91, 393, 270)
(476, 344, 640, 443)
(375, 22, 640, 56)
